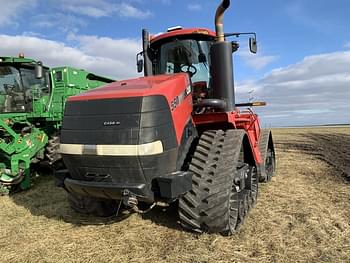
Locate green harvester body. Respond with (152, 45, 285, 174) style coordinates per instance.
(0, 56, 114, 194)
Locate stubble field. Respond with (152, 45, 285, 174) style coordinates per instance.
(0, 127, 349, 263)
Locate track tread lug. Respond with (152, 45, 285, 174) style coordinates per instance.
(179, 129, 254, 235)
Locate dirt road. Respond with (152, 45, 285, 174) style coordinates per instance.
(0, 127, 349, 263)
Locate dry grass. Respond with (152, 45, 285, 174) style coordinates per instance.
(1, 127, 350, 263)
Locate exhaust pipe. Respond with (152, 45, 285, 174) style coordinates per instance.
(215, 0, 230, 42)
(210, 0, 235, 112)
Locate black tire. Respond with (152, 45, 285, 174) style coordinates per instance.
(68, 192, 118, 217)
(258, 130, 276, 182)
(178, 129, 251, 235)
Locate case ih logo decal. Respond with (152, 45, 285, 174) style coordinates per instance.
(103, 121, 121, 126)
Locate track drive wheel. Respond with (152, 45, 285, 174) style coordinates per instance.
(68, 192, 118, 217)
(258, 130, 276, 183)
(178, 130, 252, 235)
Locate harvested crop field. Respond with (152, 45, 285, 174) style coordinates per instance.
(1, 127, 349, 263)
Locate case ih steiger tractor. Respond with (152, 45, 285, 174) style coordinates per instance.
(59, 0, 276, 234)
(0, 55, 114, 194)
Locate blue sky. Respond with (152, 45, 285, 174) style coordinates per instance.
(1, 0, 350, 126)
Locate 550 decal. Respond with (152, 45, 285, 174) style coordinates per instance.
(170, 85, 192, 111)
(170, 96, 180, 111)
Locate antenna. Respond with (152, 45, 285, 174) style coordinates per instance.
(248, 89, 255, 103)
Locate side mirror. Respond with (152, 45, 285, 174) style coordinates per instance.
(35, 61, 43, 79)
(136, 52, 144, 73)
(249, 37, 257, 54)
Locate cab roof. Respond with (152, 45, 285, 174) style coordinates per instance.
(150, 28, 216, 44)
(0, 56, 36, 64)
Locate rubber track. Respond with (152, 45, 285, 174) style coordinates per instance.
(45, 134, 61, 165)
(178, 129, 246, 235)
(258, 129, 275, 182)
(176, 133, 196, 170)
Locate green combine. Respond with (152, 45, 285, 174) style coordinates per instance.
(0, 55, 114, 194)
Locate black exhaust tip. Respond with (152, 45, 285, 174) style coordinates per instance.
(222, 0, 230, 9)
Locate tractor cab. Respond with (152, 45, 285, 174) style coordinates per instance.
(151, 29, 215, 81)
(0, 56, 49, 113)
(137, 26, 258, 112)
(138, 28, 216, 104)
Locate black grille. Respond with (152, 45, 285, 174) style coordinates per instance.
(61, 95, 177, 149)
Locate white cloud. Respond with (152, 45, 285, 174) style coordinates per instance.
(117, 3, 152, 19)
(0, 0, 37, 26)
(345, 42, 350, 49)
(187, 4, 202, 11)
(60, 0, 152, 19)
(238, 47, 277, 70)
(32, 14, 86, 33)
(1, 1, 152, 35)
(236, 51, 350, 126)
(0, 34, 141, 80)
(265, 52, 350, 83)
(66, 6, 108, 18)
(21, 31, 43, 38)
(239, 52, 277, 70)
(67, 33, 141, 65)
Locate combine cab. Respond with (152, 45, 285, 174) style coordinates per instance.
(59, 0, 276, 234)
(0, 56, 114, 194)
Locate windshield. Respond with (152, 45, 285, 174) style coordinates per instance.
(0, 65, 49, 113)
(154, 39, 212, 88)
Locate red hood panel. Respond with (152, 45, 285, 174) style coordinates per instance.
(68, 73, 190, 103)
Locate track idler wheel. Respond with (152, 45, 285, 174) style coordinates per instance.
(236, 191, 249, 229)
(265, 148, 276, 181)
(259, 130, 276, 183)
(247, 166, 258, 209)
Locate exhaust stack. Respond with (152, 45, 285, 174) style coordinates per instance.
(210, 0, 235, 112)
(215, 0, 230, 42)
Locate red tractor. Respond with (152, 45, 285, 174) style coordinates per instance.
(58, 0, 275, 235)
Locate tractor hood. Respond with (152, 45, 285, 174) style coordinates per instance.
(62, 72, 193, 148)
(60, 74, 194, 195)
(67, 73, 191, 105)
